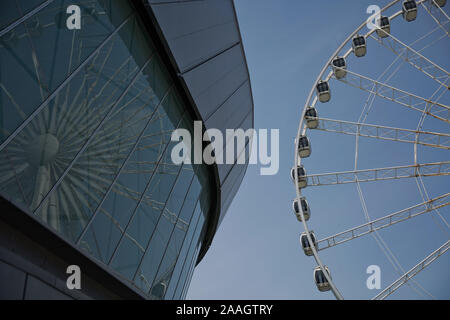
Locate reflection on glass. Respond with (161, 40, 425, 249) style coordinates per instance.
(0, 0, 213, 300)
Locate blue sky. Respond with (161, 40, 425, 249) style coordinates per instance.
(186, 0, 449, 300)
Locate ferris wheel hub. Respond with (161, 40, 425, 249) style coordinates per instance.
(26, 133, 60, 167)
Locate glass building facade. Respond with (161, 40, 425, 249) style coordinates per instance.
(0, 0, 220, 299)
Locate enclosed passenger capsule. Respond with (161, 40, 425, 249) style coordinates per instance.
(297, 135, 311, 158)
(304, 107, 318, 129)
(316, 80, 330, 103)
(300, 231, 318, 256)
(292, 197, 310, 222)
(402, 0, 418, 21)
(314, 266, 332, 292)
(433, 0, 446, 7)
(376, 16, 391, 38)
(332, 56, 347, 79)
(291, 165, 308, 189)
(352, 35, 366, 57)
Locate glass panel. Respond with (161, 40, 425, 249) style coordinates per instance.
(78, 61, 173, 261)
(134, 165, 195, 293)
(301, 199, 308, 212)
(181, 241, 203, 299)
(405, 1, 417, 10)
(147, 176, 201, 297)
(305, 108, 317, 117)
(109, 233, 144, 281)
(109, 98, 188, 282)
(0, 0, 48, 30)
(0, 0, 133, 145)
(125, 146, 182, 249)
(0, 16, 139, 215)
(164, 200, 201, 299)
(173, 210, 206, 299)
(0, 0, 217, 300)
(301, 235, 306, 247)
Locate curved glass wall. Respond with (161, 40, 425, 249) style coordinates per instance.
(0, 0, 213, 299)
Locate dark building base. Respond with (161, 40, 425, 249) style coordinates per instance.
(0, 197, 145, 300)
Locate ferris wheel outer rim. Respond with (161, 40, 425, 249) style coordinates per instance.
(291, 0, 424, 300)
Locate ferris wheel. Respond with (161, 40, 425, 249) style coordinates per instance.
(292, 0, 449, 299)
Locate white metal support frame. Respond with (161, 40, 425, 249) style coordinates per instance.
(309, 117, 450, 149)
(305, 161, 450, 186)
(293, 0, 408, 302)
(421, 0, 450, 36)
(369, 32, 449, 88)
(372, 240, 450, 300)
(317, 193, 450, 251)
(333, 67, 450, 123)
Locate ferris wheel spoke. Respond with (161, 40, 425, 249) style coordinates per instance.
(101, 187, 189, 233)
(421, 0, 450, 36)
(122, 232, 146, 254)
(91, 111, 159, 148)
(309, 117, 450, 149)
(68, 169, 110, 196)
(372, 240, 450, 300)
(60, 100, 117, 145)
(140, 130, 174, 140)
(317, 193, 449, 251)
(60, 41, 125, 138)
(161, 208, 189, 232)
(82, 56, 136, 109)
(0, 0, 54, 38)
(31, 54, 153, 214)
(58, 180, 90, 229)
(333, 68, 450, 123)
(368, 33, 449, 88)
(306, 161, 450, 186)
(0, 83, 28, 120)
(136, 140, 170, 151)
(0, 15, 135, 153)
(140, 197, 166, 208)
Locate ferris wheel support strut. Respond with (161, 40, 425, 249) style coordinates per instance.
(421, 0, 450, 36)
(372, 240, 450, 300)
(369, 32, 449, 88)
(333, 67, 450, 123)
(317, 193, 450, 251)
(310, 117, 450, 149)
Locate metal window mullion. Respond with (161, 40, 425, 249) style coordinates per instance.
(162, 195, 203, 299)
(107, 107, 187, 266)
(130, 161, 185, 282)
(181, 243, 202, 299)
(32, 29, 148, 216)
(147, 174, 198, 294)
(0, 0, 55, 38)
(168, 200, 203, 300)
(75, 79, 173, 245)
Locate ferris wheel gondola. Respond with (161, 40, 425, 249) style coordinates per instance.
(402, 0, 418, 21)
(376, 16, 391, 38)
(292, 197, 311, 222)
(300, 231, 318, 256)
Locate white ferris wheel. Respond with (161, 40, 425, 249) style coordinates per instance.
(292, 0, 449, 300)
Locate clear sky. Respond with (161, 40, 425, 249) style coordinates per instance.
(187, 0, 449, 300)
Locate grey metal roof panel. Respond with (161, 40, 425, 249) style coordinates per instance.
(149, 0, 240, 73)
(214, 109, 253, 182)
